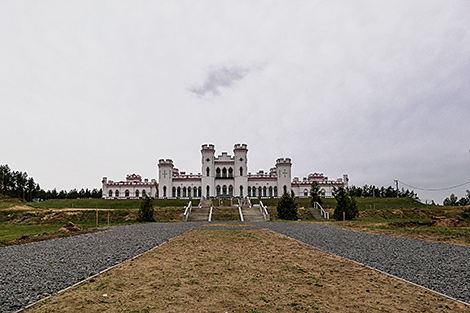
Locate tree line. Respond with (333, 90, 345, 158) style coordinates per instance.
(443, 191, 470, 206)
(346, 184, 418, 199)
(0, 164, 102, 201)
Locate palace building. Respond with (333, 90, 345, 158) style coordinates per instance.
(157, 143, 347, 199)
(101, 174, 157, 199)
(102, 143, 348, 200)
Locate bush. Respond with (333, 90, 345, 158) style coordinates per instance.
(462, 207, 470, 220)
(333, 187, 358, 220)
(137, 196, 155, 222)
(277, 191, 298, 220)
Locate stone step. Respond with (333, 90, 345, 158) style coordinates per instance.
(309, 207, 324, 219)
(186, 207, 210, 222)
(241, 207, 266, 222)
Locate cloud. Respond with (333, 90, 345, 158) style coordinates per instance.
(189, 66, 252, 97)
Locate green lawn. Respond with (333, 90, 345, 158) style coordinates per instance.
(28, 198, 197, 209)
(254, 197, 428, 210)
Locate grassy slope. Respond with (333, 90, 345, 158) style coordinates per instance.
(255, 197, 429, 210)
(28, 198, 197, 209)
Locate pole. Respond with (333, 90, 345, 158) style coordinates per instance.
(394, 180, 399, 198)
(107, 211, 110, 226)
(96, 209, 98, 228)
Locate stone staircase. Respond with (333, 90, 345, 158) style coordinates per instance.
(309, 207, 324, 219)
(186, 206, 211, 222)
(241, 206, 265, 222)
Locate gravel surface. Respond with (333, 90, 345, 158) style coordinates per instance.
(261, 222, 470, 304)
(0, 223, 197, 313)
(1, 222, 469, 312)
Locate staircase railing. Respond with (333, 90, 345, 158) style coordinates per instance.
(314, 202, 329, 219)
(183, 201, 192, 221)
(238, 205, 244, 222)
(259, 201, 270, 221)
(208, 206, 213, 222)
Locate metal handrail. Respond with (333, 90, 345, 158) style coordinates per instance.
(208, 206, 213, 222)
(238, 205, 244, 222)
(183, 201, 192, 221)
(259, 201, 270, 221)
(314, 202, 329, 219)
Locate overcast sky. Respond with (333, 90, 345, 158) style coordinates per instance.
(1, 1, 469, 203)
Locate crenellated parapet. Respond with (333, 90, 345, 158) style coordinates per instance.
(276, 158, 292, 165)
(201, 144, 215, 151)
(233, 143, 248, 150)
(158, 159, 174, 165)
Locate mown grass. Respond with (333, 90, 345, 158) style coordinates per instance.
(28, 198, 197, 210)
(254, 197, 428, 210)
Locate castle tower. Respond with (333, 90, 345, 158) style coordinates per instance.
(233, 143, 248, 197)
(158, 159, 174, 198)
(201, 144, 215, 198)
(276, 158, 292, 195)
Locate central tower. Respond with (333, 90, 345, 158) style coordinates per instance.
(201, 144, 215, 198)
(233, 143, 248, 198)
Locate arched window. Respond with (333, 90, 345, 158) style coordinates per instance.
(206, 167, 210, 177)
(206, 186, 210, 197)
(115, 190, 119, 197)
(125, 190, 130, 198)
(216, 168, 221, 178)
(304, 189, 308, 197)
(172, 187, 176, 198)
(248, 186, 252, 197)
(216, 185, 221, 196)
(283, 185, 287, 194)
(177, 187, 181, 198)
(142, 189, 146, 197)
(258, 187, 262, 198)
(263, 186, 267, 197)
(163, 186, 167, 197)
(222, 185, 227, 196)
(136, 189, 140, 198)
(239, 167, 243, 176)
(183, 187, 187, 198)
(274, 186, 278, 197)
(228, 168, 233, 178)
(108, 190, 113, 197)
(269, 186, 273, 198)
(194, 187, 198, 198)
(239, 185, 243, 197)
(198, 186, 202, 198)
(252, 187, 256, 197)
(228, 185, 233, 197)
(188, 187, 191, 198)
(320, 189, 326, 197)
(222, 167, 227, 178)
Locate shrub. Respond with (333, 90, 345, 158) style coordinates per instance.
(137, 196, 155, 222)
(462, 207, 470, 220)
(333, 187, 358, 220)
(277, 191, 298, 220)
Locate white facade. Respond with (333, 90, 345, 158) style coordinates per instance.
(102, 174, 157, 199)
(157, 143, 348, 199)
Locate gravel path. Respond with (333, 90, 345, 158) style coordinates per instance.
(0, 223, 197, 313)
(261, 222, 470, 304)
(1, 222, 469, 312)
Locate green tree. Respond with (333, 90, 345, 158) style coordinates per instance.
(310, 181, 323, 207)
(333, 187, 358, 220)
(443, 193, 459, 206)
(277, 191, 298, 220)
(137, 195, 156, 222)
